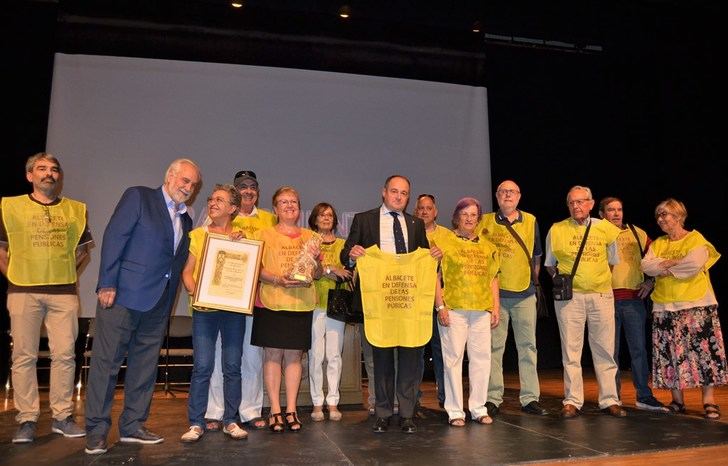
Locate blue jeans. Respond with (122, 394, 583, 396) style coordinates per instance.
(188, 311, 245, 428)
(429, 310, 445, 404)
(614, 299, 653, 401)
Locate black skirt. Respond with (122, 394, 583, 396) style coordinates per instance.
(251, 306, 313, 350)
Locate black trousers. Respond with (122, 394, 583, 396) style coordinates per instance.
(371, 344, 425, 419)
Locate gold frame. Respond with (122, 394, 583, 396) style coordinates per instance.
(192, 233, 263, 314)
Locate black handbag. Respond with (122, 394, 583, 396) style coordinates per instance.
(326, 280, 361, 323)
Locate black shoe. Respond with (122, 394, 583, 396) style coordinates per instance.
(400, 418, 416, 434)
(372, 417, 390, 433)
(119, 426, 164, 444)
(521, 401, 548, 416)
(85, 435, 108, 455)
(485, 401, 499, 417)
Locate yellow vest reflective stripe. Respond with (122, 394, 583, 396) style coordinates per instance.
(549, 218, 620, 293)
(232, 209, 276, 239)
(478, 212, 534, 292)
(314, 238, 346, 308)
(611, 226, 648, 290)
(651, 230, 720, 303)
(357, 246, 437, 348)
(257, 227, 317, 311)
(440, 232, 499, 310)
(2, 195, 86, 286)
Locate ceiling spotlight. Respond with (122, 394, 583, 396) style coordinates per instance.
(231, 2, 243, 8)
(338, 5, 351, 19)
(472, 21, 482, 33)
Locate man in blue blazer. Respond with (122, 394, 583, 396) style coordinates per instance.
(341, 175, 439, 434)
(84, 159, 201, 455)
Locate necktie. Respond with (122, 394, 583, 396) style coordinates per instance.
(390, 211, 407, 254)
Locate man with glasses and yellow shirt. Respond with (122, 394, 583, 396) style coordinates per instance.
(544, 185, 626, 419)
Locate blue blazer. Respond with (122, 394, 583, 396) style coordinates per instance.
(96, 186, 192, 312)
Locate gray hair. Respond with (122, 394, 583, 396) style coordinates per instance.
(25, 152, 61, 173)
(566, 185, 593, 204)
(164, 158, 201, 183)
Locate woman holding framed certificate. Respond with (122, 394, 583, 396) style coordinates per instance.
(251, 186, 323, 433)
(180, 184, 249, 442)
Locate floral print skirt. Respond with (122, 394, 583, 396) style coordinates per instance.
(652, 305, 728, 389)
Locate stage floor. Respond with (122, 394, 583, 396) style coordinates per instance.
(2, 369, 727, 465)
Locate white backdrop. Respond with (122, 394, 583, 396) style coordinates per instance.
(46, 53, 491, 316)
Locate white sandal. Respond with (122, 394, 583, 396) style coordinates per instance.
(328, 407, 343, 421)
(180, 425, 204, 443)
(223, 422, 248, 440)
(311, 407, 325, 422)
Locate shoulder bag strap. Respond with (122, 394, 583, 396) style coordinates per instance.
(571, 220, 592, 278)
(627, 223, 645, 258)
(503, 220, 537, 285)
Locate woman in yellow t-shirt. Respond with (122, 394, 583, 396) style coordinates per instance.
(435, 197, 500, 426)
(307, 203, 352, 422)
(180, 184, 248, 442)
(251, 186, 322, 432)
(641, 198, 726, 420)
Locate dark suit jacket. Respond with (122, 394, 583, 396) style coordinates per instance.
(96, 186, 192, 312)
(341, 206, 430, 315)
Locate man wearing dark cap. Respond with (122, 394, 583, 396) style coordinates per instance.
(204, 169, 276, 430)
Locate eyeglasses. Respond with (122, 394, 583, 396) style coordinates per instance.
(207, 196, 233, 205)
(568, 198, 591, 207)
(496, 189, 520, 196)
(655, 211, 674, 219)
(276, 199, 298, 206)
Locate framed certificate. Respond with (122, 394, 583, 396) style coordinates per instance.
(192, 233, 263, 314)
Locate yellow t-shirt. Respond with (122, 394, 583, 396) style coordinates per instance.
(232, 209, 276, 239)
(314, 237, 346, 309)
(256, 227, 317, 312)
(611, 226, 648, 290)
(650, 230, 720, 304)
(439, 232, 500, 311)
(478, 212, 536, 292)
(357, 246, 437, 348)
(548, 218, 620, 293)
(2, 195, 86, 286)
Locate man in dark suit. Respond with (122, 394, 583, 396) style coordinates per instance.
(341, 175, 439, 434)
(84, 159, 201, 455)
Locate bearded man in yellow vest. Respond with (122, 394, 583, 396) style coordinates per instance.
(203, 170, 276, 431)
(598, 197, 669, 413)
(478, 180, 548, 417)
(1, 152, 93, 443)
(545, 185, 626, 419)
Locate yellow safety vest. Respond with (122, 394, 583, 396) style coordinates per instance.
(479, 211, 535, 292)
(232, 209, 276, 238)
(549, 218, 620, 293)
(2, 195, 86, 286)
(650, 230, 720, 304)
(611, 226, 648, 290)
(314, 237, 346, 308)
(256, 227, 317, 312)
(439, 233, 500, 310)
(357, 246, 437, 348)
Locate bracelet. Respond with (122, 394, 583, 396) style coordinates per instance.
(436, 304, 446, 312)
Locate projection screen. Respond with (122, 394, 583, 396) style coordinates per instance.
(46, 53, 491, 316)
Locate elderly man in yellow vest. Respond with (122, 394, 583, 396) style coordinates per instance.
(1, 152, 93, 443)
(478, 180, 548, 417)
(545, 185, 626, 418)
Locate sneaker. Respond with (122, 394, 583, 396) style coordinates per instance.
(223, 422, 248, 440)
(12, 421, 36, 444)
(180, 426, 204, 443)
(51, 416, 86, 438)
(119, 426, 164, 444)
(85, 435, 108, 455)
(636, 397, 670, 413)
